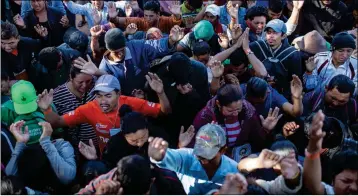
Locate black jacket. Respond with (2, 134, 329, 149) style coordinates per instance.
(21, 7, 67, 47)
(298, 0, 354, 42)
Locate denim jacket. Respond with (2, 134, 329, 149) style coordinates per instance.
(5, 137, 76, 185)
(219, 4, 246, 27)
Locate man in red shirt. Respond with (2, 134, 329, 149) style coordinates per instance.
(37, 73, 171, 153)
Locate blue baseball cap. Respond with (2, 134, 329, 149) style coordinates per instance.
(265, 19, 287, 34)
(93, 75, 121, 93)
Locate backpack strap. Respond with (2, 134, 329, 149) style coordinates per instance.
(317, 59, 329, 75)
(348, 62, 355, 80)
(275, 46, 298, 63)
(254, 41, 272, 60)
(312, 91, 324, 112)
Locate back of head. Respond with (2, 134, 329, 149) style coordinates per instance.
(187, 0, 203, 9)
(327, 75, 355, 96)
(270, 135, 299, 160)
(1, 21, 19, 40)
(217, 84, 243, 106)
(245, 5, 268, 21)
(268, 0, 284, 13)
(168, 52, 192, 85)
(38, 47, 61, 71)
(192, 41, 211, 57)
(116, 155, 152, 195)
(119, 104, 148, 135)
(143, 0, 160, 13)
(246, 77, 269, 99)
(229, 48, 249, 66)
(331, 150, 358, 179)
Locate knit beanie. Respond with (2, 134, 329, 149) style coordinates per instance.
(105, 28, 126, 51)
(194, 20, 214, 41)
(331, 32, 356, 50)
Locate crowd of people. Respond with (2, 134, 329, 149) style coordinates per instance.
(1, 0, 358, 195)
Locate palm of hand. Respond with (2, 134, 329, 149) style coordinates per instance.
(170, 5, 181, 15)
(38, 96, 52, 111)
(149, 80, 163, 94)
(211, 65, 224, 78)
(262, 117, 277, 130)
(16, 132, 30, 143)
(80, 146, 97, 160)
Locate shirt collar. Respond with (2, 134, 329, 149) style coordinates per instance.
(328, 51, 349, 68)
(189, 155, 231, 178)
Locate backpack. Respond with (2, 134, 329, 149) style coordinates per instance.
(14, 112, 46, 145)
(253, 40, 298, 81)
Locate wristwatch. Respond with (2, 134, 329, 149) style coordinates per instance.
(245, 49, 254, 56)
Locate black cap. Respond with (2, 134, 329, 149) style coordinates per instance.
(168, 52, 192, 85)
(332, 32, 356, 50)
(105, 28, 126, 51)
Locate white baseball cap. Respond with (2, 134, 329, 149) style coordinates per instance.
(205, 4, 220, 16)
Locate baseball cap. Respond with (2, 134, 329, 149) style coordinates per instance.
(193, 124, 227, 160)
(11, 80, 38, 115)
(205, 4, 220, 16)
(264, 19, 287, 34)
(194, 20, 214, 41)
(93, 75, 121, 93)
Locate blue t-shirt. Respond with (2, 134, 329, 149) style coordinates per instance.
(241, 84, 288, 117)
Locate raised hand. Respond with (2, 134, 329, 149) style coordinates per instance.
(177, 83, 193, 95)
(95, 180, 123, 195)
(125, 23, 138, 35)
(224, 74, 240, 85)
(73, 55, 100, 75)
(90, 25, 104, 37)
(260, 107, 283, 131)
(34, 24, 48, 37)
(178, 125, 195, 148)
(108, 2, 118, 19)
(307, 110, 326, 153)
(10, 120, 30, 143)
(37, 89, 54, 111)
(146, 72, 164, 94)
(39, 121, 53, 141)
(241, 28, 250, 51)
(131, 89, 145, 99)
(247, 0, 257, 9)
(148, 137, 168, 161)
(79, 139, 98, 160)
(227, 1, 240, 18)
(169, 25, 185, 43)
(231, 24, 243, 41)
(290, 75, 303, 99)
(305, 56, 316, 72)
(92, 8, 102, 25)
(218, 33, 229, 49)
(168, 1, 181, 16)
(219, 173, 248, 195)
(60, 15, 69, 27)
(210, 60, 224, 78)
(129, 1, 140, 11)
(280, 150, 300, 180)
(283, 121, 300, 137)
(13, 14, 25, 28)
(292, 0, 304, 10)
(257, 149, 282, 168)
(125, 2, 133, 17)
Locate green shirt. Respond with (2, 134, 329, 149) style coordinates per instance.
(180, 3, 202, 15)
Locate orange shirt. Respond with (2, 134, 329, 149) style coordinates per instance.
(124, 15, 182, 34)
(63, 95, 161, 153)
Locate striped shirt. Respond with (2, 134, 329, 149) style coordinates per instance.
(224, 117, 241, 147)
(53, 83, 98, 147)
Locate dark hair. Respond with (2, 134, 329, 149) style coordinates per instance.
(245, 5, 269, 21)
(116, 155, 152, 195)
(119, 104, 148, 135)
(229, 48, 249, 66)
(1, 176, 26, 195)
(1, 72, 10, 81)
(143, 0, 161, 14)
(217, 84, 243, 106)
(38, 47, 61, 71)
(268, 0, 284, 13)
(1, 21, 19, 40)
(327, 75, 355, 96)
(187, 0, 203, 9)
(331, 150, 358, 179)
(270, 135, 299, 160)
(246, 77, 269, 98)
(192, 41, 211, 56)
(70, 65, 83, 79)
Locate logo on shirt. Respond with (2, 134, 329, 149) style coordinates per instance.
(199, 135, 212, 142)
(68, 111, 75, 116)
(147, 102, 155, 107)
(96, 123, 107, 129)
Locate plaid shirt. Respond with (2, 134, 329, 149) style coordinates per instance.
(77, 168, 116, 195)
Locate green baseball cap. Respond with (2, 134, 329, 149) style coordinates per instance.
(194, 20, 214, 42)
(11, 80, 38, 115)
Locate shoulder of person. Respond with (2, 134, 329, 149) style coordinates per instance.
(350, 55, 358, 65)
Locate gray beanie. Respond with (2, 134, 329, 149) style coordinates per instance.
(105, 28, 126, 51)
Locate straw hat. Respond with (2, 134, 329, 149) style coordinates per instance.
(292, 30, 328, 54)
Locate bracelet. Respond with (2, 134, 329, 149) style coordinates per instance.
(291, 170, 300, 180)
(292, 95, 302, 100)
(43, 107, 52, 115)
(305, 148, 320, 160)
